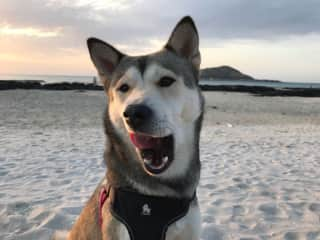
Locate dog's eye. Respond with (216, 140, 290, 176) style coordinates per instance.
(118, 83, 130, 93)
(158, 77, 176, 87)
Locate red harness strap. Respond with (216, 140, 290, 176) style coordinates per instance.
(99, 185, 110, 227)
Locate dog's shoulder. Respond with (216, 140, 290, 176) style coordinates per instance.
(67, 180, 103, 240)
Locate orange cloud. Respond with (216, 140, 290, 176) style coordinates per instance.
(0, 24, 62, 38)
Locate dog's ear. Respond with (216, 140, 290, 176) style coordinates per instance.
(87, 38, 124, 88)
(165, 16, 201, 70)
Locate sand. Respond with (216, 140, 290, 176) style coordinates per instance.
(0, 90, 319, 240)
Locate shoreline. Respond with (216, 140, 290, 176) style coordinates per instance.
(1, 80, 320, 97)
(200, 84, 320, 97)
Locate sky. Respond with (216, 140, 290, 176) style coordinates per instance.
(0, 0, 320, 82)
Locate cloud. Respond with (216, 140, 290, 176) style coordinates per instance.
(0, 0, 319, 79)
(1, 0, 319, 46)
(0, 25, 61, 38)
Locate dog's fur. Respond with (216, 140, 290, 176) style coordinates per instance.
(56, 16, 204, 240)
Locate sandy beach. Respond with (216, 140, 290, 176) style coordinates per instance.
(0, 90, 319, 239)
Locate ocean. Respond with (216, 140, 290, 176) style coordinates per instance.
(1, 74, 320, 89)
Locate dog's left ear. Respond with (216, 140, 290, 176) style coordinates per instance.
(165, 16, 201, 70)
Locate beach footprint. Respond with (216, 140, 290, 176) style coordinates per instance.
(258, 202, 282, 221)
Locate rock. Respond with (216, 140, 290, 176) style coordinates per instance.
(199, 84, 320, 97)
(200, 66, 254, 80)
(1, 80, 320, 97)
(0, 81, 103, 91)
(42, 82, 103, 91)
(0, 80, 43, 90)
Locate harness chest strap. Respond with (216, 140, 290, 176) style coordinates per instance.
(98, 185, 194, 240)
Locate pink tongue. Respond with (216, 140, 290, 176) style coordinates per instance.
(130, 133, 159, 149)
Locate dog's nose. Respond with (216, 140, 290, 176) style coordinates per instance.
(123, 104, 153, 129)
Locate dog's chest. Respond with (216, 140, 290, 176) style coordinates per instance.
(103, 189, 201, 240)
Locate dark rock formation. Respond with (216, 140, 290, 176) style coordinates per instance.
(0, 80, 43, 90)
(200, 85, 320, 97)
(42, 82, 103, 91)
(1, 80, 320, 97)
(0, 80, 103, 91)
(200, 66, 254, 80)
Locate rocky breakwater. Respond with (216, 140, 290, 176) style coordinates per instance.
(0, 80, 103, 91)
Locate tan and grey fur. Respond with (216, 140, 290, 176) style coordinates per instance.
(54, 16, 204, 240)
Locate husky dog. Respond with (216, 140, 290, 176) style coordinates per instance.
(66, 16, 204, 240)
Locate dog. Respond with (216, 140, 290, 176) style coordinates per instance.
(65, 16, 204, 240)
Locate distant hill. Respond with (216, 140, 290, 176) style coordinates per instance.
(200, 65, 254, 80)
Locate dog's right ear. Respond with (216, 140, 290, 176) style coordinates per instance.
(87, 38, 124, 88)
(165, 16, 201, 71)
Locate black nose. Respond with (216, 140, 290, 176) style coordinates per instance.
(123, 104, 153, 129)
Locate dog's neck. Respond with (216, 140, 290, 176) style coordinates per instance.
(105, 147, 200, 199)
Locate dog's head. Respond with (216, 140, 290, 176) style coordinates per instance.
(88, 16, 204, 179)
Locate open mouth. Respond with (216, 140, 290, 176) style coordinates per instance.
(129, 133, 174, 174)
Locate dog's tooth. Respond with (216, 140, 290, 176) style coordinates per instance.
(162, 156, 168, 163)
(143, 158, 152, 165)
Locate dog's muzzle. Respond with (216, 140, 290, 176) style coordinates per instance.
(123, 104, 153, 131)
(124, 104, 174, 175)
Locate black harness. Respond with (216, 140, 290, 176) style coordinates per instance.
(100, 186, 194, 240)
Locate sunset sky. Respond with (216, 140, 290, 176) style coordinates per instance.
(0, 0, 319, 82)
